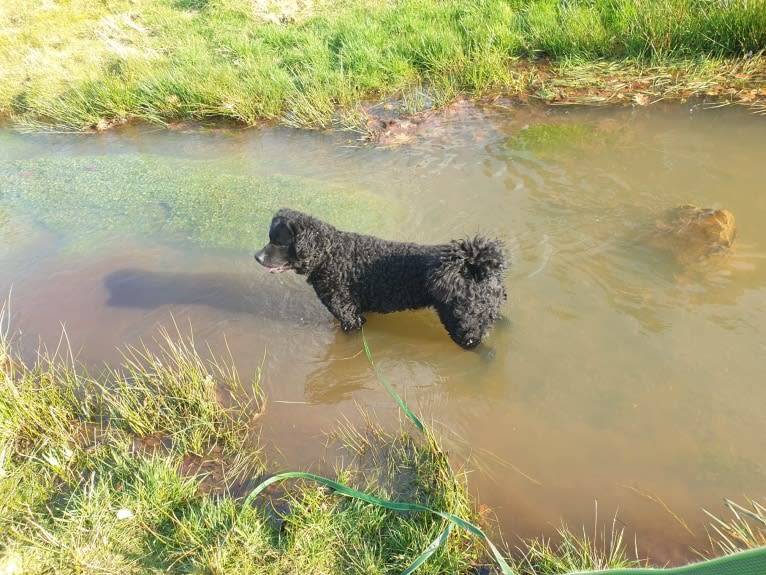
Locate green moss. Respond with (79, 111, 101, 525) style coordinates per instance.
(0, 206, 18, 244)
(0, 155, 402, 253)
(507, 122, 598, 158)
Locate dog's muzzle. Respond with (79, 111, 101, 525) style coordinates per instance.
(254, 249, 292, 273)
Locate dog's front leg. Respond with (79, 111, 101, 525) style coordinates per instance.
(319, 291, 366, 331)
(339, 314, 366, 332)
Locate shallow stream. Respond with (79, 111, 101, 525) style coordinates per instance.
(2, 102, 765, 563)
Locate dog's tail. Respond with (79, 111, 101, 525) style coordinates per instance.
(429, 236, 507, 301)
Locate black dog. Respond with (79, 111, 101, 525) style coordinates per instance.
(254, 209, 507, 349)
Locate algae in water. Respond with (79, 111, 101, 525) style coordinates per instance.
(508, 122, 598, 158)
(0, 155, 401, 253)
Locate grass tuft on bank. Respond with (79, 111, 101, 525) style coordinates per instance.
(705, 498, 766, 555)
(1, 0, 765, 131)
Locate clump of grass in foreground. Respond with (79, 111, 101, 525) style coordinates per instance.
(246, 421, 488, 575)
(99, 323, 263, 454)
(705, 498, 766, 555)
(0, 305, 265, 573)
(325, 418, 486, 574)
(1, 0, 765, 131)
(512, 512, 643, 574)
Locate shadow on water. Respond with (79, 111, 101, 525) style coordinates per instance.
(104, 268, 315, 324)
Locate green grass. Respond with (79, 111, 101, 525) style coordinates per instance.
(1, 0, 764, 131)
(513, 513, 640, 575)
(705, 498, 766, 556)
(98, 323, 263, 454)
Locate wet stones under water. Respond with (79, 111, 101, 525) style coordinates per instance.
(648, 204, 737, 266)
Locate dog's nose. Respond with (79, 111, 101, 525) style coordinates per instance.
(254, 249, 264, 264)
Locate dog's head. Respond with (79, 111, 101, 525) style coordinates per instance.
(430, 236, 507, 349)
(254, 209, 331, 275)
(254, 211, 297, 274)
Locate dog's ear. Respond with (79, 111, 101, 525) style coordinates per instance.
(429, 237, 506, 301)
(285, 218, 300, 239)
(288, 212, 332, 274)
(270, 215, 300, 246)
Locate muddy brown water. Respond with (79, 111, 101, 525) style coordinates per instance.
(2, 103, 765, 564)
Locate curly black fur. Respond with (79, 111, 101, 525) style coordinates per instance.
(254, 209, 507, 349)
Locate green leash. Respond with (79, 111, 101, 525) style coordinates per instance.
(242, 470, 513, 575)
(361, 329, 425, 432)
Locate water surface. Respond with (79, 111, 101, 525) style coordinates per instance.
(2, 103, 765, 563)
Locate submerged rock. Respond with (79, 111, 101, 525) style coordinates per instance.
(367, 116, 425, 146)
(648, 204, 736, 265)
(365, 98, 505, 147)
